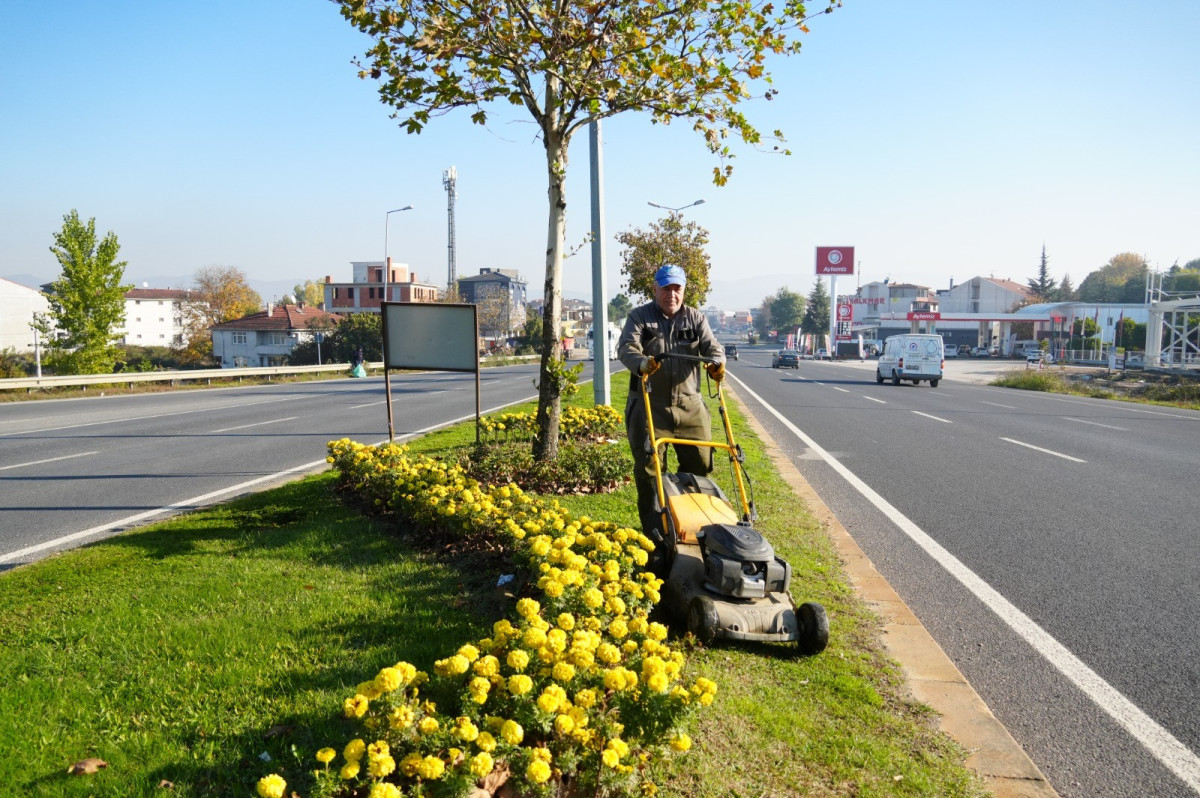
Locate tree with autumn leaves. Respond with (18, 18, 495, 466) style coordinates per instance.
(338, 0, 840, 460)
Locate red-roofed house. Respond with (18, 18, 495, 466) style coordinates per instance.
(211, 303, 343, 368)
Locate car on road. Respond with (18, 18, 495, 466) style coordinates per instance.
(772, 349, 800, 368)
(1026, 350, 1053, 364)
(726, 344, 739, 361)
(815, 348, 831, 360)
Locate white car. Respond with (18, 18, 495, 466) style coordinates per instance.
(944, 345, 958, 358)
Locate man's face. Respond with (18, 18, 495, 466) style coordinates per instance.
(654, 282, 684, 317)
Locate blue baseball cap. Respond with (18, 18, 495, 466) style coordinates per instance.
(655, 264, 687, 288)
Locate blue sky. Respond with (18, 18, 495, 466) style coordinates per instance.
(2, 1, 1196, 309)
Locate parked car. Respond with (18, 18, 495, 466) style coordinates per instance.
(957, 344, 972, 356)
(972, 346, 992, 358)
(1026, 350, 1054, 364)
(726, 344, 739, 361)
(815, 348, 831, 361)
(772, 349, 800, 368)
(944, 344, 958, 358)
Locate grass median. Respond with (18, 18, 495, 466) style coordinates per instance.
(0, 378, 985, 797)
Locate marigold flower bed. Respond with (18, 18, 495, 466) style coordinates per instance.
(255, 438, 716, 798)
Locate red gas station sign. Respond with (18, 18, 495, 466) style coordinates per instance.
(816, 246, 855, 275)
(906, 311, 941, 320)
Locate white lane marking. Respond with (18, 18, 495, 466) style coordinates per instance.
(0, 396, 308, 437)
(832, 386, 850, 393)
(1064, 417, 1129, 432)
(211, 416, 299, 434)
(1000, 437, 1087, 463)
(863, 396, 887, 404)
(727, 372, 1200, 792)
(0, 451, 99, 471)
(912, 411, 952, 424)
(1, 391, 539, 566)
(981, 401, 1017, 409)
(350, 401, 388, 409)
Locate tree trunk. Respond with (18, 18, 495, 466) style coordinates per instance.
(533, 93, 568, 462)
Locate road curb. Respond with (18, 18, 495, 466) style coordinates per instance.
(727, 386, 1058, 797)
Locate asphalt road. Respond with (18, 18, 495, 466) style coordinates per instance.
(0, 366, 550, 569)
(727, 347, 1200, 797)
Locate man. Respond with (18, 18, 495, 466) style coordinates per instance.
(617, 264, 725, 556)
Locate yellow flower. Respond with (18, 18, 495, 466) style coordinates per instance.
(476, 731, 497, 753)
(473, 654, 500, 677)
(608, 619, 628, 639)
(516, 597, 541, 618)
(389, 705, 415, 729)
(670, 733, 693, 752)
(256, 774, 286, 798)
(418, 717, 440, 735)
(343, 694, 369, 718)
(573, 688, 597, 709)
(458, 643, 480, 662)
(501, 719, 524, 745)
(557, 612, 576, 630)
(454, 716, 480, 742)
(527, 758, 552, 784)
(508, 674, 533, 696)
(339, 760, 361, 780)
(367, 740, 390, 759)
(344, 739, 366, 762)
(374, 666, 403, 693)
(601, 748, 620, 768)
(417, 755, 446, 780)
(552, 661, 576, 683)
(554, 714, 575, 735)
(470, 751, 494, 778)
(507, 649, 530, 671)
(315, 747, 336, 765)
(369, 783, 402, 798)
(368, 753, 396, 778)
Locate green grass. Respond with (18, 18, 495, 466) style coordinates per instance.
(991, 367, 1200, 409)
(0, 381, 986, 797)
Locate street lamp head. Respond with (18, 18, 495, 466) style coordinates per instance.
(648, 199, 705, 213)
(387, 205, 414, 213)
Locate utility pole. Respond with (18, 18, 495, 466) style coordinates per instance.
(443, 166, 457, 292)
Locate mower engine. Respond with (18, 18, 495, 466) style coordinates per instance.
(700, 524, 791, 599)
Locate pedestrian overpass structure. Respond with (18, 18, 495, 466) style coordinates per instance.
(1147, 296, 1200, 369)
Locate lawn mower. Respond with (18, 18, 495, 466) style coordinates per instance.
(639, 353, 829, 655)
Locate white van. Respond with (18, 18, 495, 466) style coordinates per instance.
(875, 334, 944, 387)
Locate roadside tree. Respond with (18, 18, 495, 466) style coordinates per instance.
(767, 287, 805, 337)
(1027, 245, 1057, 300)
(607, 293, 632, 326)
(293, 279, 326, 307)
(338, 0, 841, 461)
(753, 297, 773, 340)
(178, 266, 263, 365)
(38, 210, 131, 375)
(1077, 253, 1148, 303)
(617, 213, 712, 306)
(801, 279, 831, 337)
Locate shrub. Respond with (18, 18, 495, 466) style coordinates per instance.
(277, 439, 712, 798)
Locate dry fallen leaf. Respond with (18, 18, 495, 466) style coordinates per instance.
(264, 724, 293, 739)
(158, 779, 175, 790)
(67, 758, 108, 775)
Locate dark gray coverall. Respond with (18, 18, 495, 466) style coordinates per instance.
(617, 301, 724, 541)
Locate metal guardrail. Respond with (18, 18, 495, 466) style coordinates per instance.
(0, 362, 379, 391)
(0, 354, 542, 392)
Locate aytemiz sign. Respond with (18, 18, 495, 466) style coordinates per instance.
(816, 246, 855, 275)
(906, 311, 941, 320)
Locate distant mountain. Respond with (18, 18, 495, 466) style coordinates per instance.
(2, 273, 51, 291)
(707, 272, 812, 312)
(4, 271, 304, 307)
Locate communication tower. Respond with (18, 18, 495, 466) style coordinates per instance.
(443, 166, 457, 290)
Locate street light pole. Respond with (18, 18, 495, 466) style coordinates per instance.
(647, 199, 705, 215)
(383, 205, 414, 306)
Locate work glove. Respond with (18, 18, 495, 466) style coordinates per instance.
(706, 361, 725, 383)
(641, 357, 662, 377)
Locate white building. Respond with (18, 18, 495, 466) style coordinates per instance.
(211, 303, 343, 368)
(0, 277, 51, 353)
(117, 288, 197, 347)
